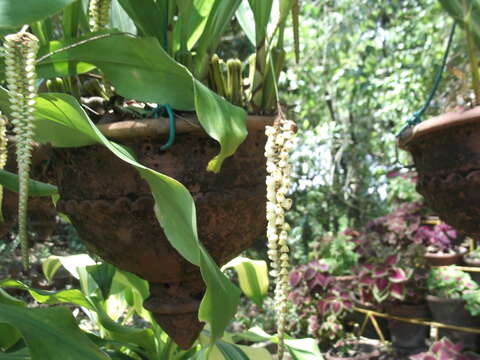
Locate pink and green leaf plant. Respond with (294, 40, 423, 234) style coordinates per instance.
(410, 338, 480, 360)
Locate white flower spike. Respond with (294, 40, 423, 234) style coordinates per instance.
(264, 116, 296, 360)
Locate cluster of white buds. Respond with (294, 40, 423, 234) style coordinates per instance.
(4, 30, 39, 270)
(265, 117, 297, 360)
(0, 112, 8, 222)
(89, 0, 112, 32)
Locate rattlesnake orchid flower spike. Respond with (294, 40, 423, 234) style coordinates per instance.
(4, 30, 39, 270)
(265, 117, 297, 360)
(0, 112, 7, 222)
(89, 0, 112, 32)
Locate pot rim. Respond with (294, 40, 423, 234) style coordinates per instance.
(96, 114, 276, 140)
(398, 106, 480, 150)
(426, 294, 465, 304)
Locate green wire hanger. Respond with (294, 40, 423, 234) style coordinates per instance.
(151, 104, 176, 151)
(396, 22, 457, 137)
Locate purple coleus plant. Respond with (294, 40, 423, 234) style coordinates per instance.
(414, 223, 457, 253)
(288, 260, 355, 343)
(410, 338, 480, 360)
(357, 254, 413, 304)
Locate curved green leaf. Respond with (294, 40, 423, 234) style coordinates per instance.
(27, 93, 240, 344)
(116, 0, 164, 41)
(0, 169, 58, 197)
(35, 34, 248, 172)
(0, 279, 93, 310)
(89, 298, 157, 355)
(37, 35, 194, 110)
(0, 0, 76, 28)
(193, 81, 247, 172)
(215, 340, 249, 360)
(0, 348, 29, 359)
(0, 305, 108, 360)
(223, 257, 268, 307)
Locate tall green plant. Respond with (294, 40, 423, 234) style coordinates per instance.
(0, 0, 300, 351)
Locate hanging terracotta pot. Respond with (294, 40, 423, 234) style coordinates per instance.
(398, 107, 480, 237)
(52, 115, 271, 349)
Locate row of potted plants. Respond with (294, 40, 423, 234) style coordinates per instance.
(289, 201, 480, 358)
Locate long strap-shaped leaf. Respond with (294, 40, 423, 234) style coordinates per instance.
(0, 0, 77, 28)
(36, 34, 247, 172)
(0, 304, 109, 360)
(4, 92, 241, 345)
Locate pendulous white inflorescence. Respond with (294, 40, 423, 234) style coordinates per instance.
(0, 111, 8, 222)
(4, 31, 39, 270)
(265, 117, 297, 360)
(89, 0, 112, 32)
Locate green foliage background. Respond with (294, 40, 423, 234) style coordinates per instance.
(283, 0, 464, 263)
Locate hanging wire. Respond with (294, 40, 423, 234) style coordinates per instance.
(396, 22, 457, 137)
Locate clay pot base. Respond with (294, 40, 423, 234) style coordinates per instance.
(53, 128, 267, 348)
(398, 107, 480, 236)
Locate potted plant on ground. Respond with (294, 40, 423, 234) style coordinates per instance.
(323, 336, 381, 360)
(350, 202, 432, 355)
(355, 249, 430, 356)
(288, 260, 355, 351)
(410, 338, 480, 360)
(0, 0, 300, 353)
(398, 0, 480, 238)
(416, 220, 467, 266)
(464, 245, 480, 283)
(427, 266, 480, 350)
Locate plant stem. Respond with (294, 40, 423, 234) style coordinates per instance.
(465, 4, 480, 104)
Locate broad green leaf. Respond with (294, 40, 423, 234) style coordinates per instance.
(284, 339, 324, 360)
(0, 348, 29, 359)
(24, 93, 240, 344)
(247, 0, 273, 44)
(0, 290, 23, 351)
(34, 35, 248, 171)
(214, 340, 249, 360)
(0, 305, 108, 360)
(0, 0, 76, 28)
(37, 37, 98, 79)
(62, 0, 88, 39)
(0, 169, 58, 197)
(0, 322, 21, 352)
(116, 0, 164, 41)
(0, 279, 93, 310)
(195, 0, 242, 55)
(42, 257, 64, 284)
(193, 80, 248, 172)
(0, 290, 26, 308)
(87, 263, 116, 300)
(235, 1, 256, 45)
(113, 271, 151, 319)
(42, 254, 96, 280)
(236, 345, 271, 360)
(36, 35, 194, 110)
(438, 0, 480, 45)
(232, 328, 323, 360)
(223, 257, 269, 307)
(90, 298, 157, 356)
(198, 247, 241, 342)
(110, 0, 137, 35)
(173, 0, 221, 51)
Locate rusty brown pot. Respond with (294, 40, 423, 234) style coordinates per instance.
(52, 119, 268, 348)
(398, 107, 480, 237)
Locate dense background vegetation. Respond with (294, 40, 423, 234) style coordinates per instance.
(283, 0, 465, 264)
